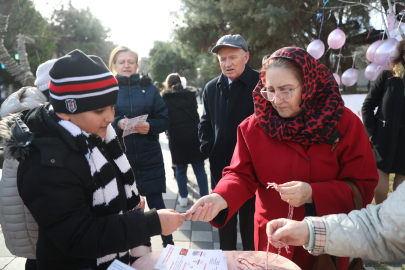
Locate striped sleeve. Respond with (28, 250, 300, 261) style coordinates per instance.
(305, 217, 327, 256)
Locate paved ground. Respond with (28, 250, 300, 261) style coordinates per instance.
(0, 103, 404, 269)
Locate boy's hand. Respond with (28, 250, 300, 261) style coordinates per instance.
(157, 209, 186, 235)
(134, 196, 145, 210)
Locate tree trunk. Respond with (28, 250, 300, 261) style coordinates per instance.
(0, 0, 35, 87)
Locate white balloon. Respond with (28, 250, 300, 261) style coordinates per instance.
(328, 29, 346, 50)
(342, 68, 358, 87)
(374, 38, 399, 66)
(364, 63, 383, 81)
(307, 40, 325, 59)
(366, 40, 383, 63)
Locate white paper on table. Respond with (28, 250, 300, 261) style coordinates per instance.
(107, 259, 137, 270)
(122, 114, 148, 137)
(154, 245, 228, 270)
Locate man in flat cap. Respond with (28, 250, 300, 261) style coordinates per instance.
(198, 34, 259, 250)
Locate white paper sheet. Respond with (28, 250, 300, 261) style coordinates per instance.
(107, 259, 137, 270)
(122, 114, 148, 137)
(154, 245, 228, 270)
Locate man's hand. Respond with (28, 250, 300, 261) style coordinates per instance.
(157, 209, 186, 235)
(266, 218, 310, 248)
(185, 193, 228, 222)
(117, 118, 128, 130)
(274, 181, 313, 207)
(135, 122, 150, 134)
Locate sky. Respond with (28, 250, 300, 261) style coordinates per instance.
(32, 0, 182, 59)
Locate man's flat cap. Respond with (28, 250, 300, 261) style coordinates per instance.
(211, 34, 248, 53)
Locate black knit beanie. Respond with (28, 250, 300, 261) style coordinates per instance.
(49, 49, 119, 114)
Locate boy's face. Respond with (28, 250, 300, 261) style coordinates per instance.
(60, 105, 115, 138)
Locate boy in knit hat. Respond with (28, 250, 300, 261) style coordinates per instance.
(0, 50, 184, 270)
(0, 58, 56, 270)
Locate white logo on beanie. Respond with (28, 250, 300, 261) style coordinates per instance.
(65, 99, 77, 113)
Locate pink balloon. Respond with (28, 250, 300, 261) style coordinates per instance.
(328, 28, 346, 50)
(307, 39, 325, 59)
(365, 63, 383, 81)
(333, 73, 340, 85)
(342, 68, 358, 87)
(374, 38, 399, 66)
(366, 40, 384, 63)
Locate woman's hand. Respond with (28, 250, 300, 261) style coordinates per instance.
(266, 218, 310, 248)
(274, 181, 313, 207)
(185, 193, 228, 222)
(157, 209, 186, 236)
(134, 196, 145, 210)
(117, 118, 128, 130)
(135, 122, 150, 134)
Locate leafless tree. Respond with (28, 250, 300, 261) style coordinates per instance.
(0, 0, 35, 86)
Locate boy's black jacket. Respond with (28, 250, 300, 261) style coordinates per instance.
(0, 105, 161, 270)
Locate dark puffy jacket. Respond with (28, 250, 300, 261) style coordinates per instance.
(198, 64, 259, 184)
(162, 89, 206, 165)
(112, 74, 169, 196)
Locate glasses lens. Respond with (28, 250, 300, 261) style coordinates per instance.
(261, 90, 274, 101)
(279, 91, 292, 101)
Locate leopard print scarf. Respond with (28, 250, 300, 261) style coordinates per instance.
(253, 47, 344, 145)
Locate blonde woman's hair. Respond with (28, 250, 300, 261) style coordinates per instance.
(389, 40, 405, 78)
(108, 46, 139, 75)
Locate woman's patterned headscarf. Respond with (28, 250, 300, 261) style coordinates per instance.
(253, 47, 344, 145)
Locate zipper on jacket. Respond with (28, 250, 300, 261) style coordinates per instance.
(378, 118, 386, 127)
(128, 78, 142, 193)
(224, 93, 229, 165)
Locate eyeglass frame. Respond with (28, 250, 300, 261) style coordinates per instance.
(260, 84, 300, 102)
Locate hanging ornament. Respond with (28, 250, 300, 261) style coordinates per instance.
(365, 63, 383, 81)
(374, 38, 399, 66)
(366, 40, 384, 63)
(342, 52, 358, 87)
(342, 68, 358, 86)
(307, 40, 325, 59)
(328, 28, 346, 50)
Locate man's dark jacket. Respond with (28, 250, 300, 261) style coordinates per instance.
(199, 64, 260, 183)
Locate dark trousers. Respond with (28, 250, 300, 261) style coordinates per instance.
(25, 259, 37, 270)
(218, 195, 256, 251)
(146, 193, 173, 244)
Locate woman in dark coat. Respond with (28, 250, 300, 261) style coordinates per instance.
(109, 46, 173, 247)
(162, 73, 208, 207)
(362, 40, 405, 204)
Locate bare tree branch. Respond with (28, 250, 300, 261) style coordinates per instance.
(0, 0, 35, 86)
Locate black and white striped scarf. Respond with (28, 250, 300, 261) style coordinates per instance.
(57, 118, 151, 269)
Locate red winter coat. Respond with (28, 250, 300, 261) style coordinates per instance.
(210, 107, 378, 270)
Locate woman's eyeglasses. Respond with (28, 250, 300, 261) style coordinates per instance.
(260, 85, 300, 102)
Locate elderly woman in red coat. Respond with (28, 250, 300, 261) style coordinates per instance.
(186, 47, 378, 270)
